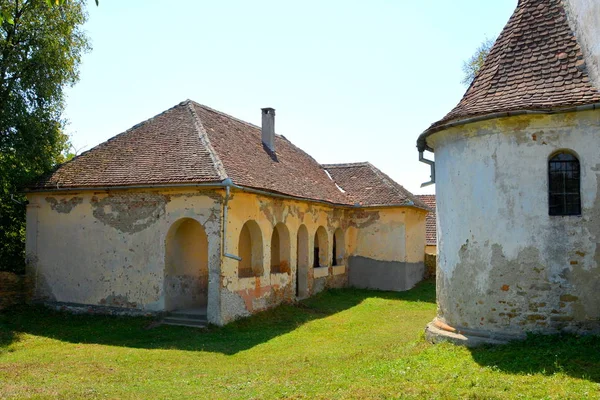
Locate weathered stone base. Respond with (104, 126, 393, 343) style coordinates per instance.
(425, 318, 526, 347)
(41, 301, 159, 317)
(348, 256, 424, 291)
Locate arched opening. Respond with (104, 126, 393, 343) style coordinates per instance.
(332, 228, 345, 266)
(164, 218, 208, 311)
(296, 224, 309, 298)
(271, 223, 291, 274)
(238, 220, 264, 278)
(548, 151, 581, 216)
(313, 226, 329, 268)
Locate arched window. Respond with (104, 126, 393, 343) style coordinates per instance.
(313, 226, 328, 268)
(332, 228, 345, 266)
(238, 220, 264, 278)
(549, 152, 581, 216)
(270, 223, 291, 274)
(164, 218, 209, 311)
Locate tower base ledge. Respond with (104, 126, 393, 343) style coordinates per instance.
(425, 318, 526, 348)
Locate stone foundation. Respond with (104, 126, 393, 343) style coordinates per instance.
(42, 301, 159, 317)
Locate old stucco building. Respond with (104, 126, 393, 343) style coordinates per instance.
(418, 0, 600, 345)
(26, 101, 428, 325)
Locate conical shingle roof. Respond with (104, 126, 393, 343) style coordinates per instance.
(418, 0, 600, 151)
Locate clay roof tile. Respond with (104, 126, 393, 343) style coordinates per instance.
(31, 101, 413, 208)
(417, 0, 600, 151)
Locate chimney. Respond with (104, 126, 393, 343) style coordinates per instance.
(261, 107, 276, 152)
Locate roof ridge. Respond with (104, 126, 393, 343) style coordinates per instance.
(322, 162, 370, 169)
(366, 163, 430, 210)
(186, 101, 228, 181)
(189, 100, 297, 140)
(189, 100, 286, 138)
(193, 100, 352, 205)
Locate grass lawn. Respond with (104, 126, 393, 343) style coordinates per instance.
(1, 280, 600, 399)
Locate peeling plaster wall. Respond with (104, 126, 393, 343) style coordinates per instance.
(25, 189, 223, 324)
(348, 208, 426, 264)
(429, 109, 600, 335)
(348, 207, 426, 291)
(565, 0, 600, 89)
(26, 186, 427, 325)
(220, 192, 351, 323)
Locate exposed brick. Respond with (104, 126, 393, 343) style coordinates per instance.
(560, 294, 579, 302)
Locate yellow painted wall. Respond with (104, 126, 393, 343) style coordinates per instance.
(220, 192, 348, 322)
(26, 186, 427, 325)
(425, 245, 437, 255)
(349, 207, 427, 264)
(25, 188, 223, 323)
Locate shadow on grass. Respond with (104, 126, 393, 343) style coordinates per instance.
(0, 279, 435, 355)
(469, 333, 600, 383)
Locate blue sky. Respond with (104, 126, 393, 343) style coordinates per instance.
(64, 0, 516, 195)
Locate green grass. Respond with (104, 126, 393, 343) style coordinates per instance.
(1, 280, 600, 399)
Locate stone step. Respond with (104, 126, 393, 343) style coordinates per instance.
(162, 315, 207, 328)
(169, 309, 207, 319)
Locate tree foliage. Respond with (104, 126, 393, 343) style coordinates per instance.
(0, 0, 89, 273)
(461, 37, 495, 87)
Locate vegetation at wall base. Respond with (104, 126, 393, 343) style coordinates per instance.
(1, 281, 600, 399)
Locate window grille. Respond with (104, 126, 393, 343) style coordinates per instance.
(548, 152, 581, 216)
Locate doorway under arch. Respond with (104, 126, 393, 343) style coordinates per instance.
(296, 224, 309, 298)
(164, 218, 209, 311)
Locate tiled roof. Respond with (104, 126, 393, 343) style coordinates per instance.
(192, 102, 350, 205)
(323, 162, 429, 210)
(418, 0, 600, 150)
(416, 195, 436, 246)
(31, 101, 417, 208)
(31, 103, 224, 189)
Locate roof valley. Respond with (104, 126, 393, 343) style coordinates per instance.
(323, 162, 429, 210)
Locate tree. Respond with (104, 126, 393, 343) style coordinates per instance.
(0, 0, 90, 273)
(461, 37, 495, 86)
(0, 0, 97, 24)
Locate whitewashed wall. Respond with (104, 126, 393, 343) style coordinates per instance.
(428, 109, 600, 335)
(566, 0, 600, 88)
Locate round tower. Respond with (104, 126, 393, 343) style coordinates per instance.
(418, 0, 600, 345)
